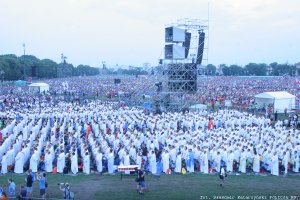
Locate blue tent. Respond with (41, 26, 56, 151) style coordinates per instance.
(15, 80, 27, 85)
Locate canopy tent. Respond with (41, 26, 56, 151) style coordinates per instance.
(190, 104, 207, 111)
(254, 91, 295, 113)
(28, 82, 50, 93)
(15, 80, 27, 85)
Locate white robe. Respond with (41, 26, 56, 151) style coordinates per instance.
(227, 153, 234, 172)
(162, 153, 170, 173)
(71, 154, 78, 174)
(1, 155, 8, 174)
(175, 154, 182, 173)
(214, 154, 221, 172)
(57, 153, 65, 173)
(107, 152, 114, 174)
(96, 153, 103, 173)
(150, 153, 157, 174)
(293, 154, 299, 173)
(253, 154, 260, 173)
(6, 149, 14, 166)
(136, 155, 142, 169)
(202, 153, 208, 174)
(271, 155, 279, 176)
(83, 154, 90, 174)
(14, 152, 24, 174)
(124, 154, 130, 174)
(239, 152, 246, 173)
(44, 153, 53, 173)
(30, 153, 38, 173)
(282, 154, 289, 174)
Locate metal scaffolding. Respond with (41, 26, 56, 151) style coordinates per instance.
(153, 18, 209, 113)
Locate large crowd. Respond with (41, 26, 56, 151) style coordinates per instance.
(0, 75, 299, 198)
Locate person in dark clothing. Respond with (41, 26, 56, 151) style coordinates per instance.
(18, 186, 27, 200)
(275, 111, 278, 121)
(25, 170, 33, 199)
(135, 166, 146, 195)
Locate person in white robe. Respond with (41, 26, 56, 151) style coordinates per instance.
(271, 152, 279, 176)
(6, 147, 14, 167)
(136, 152, 142, 170)
(282, 151, 289, 175)
(44, 151, 53, 173)
(292, 150, 299, 173)
(202, 150, 209, 174)
(253, 152, 260, 173)
(123, 151, 130, 174)
(14, 151, 24, 174)
(107, 149, 115, 174)
(214, 152, 221, 172)
(95, 150, 103, 173)
(71, 152, 78, 174)
(239, 149, 247, 173)
(83, 152, 90, 174)
(57, 150, 65, 174)
(1, 153, 8, 174)
(149, 150, 157, 174)
(30, 151, 38, 173)
(162, 150, 170, 173)
(174, 151, 182, 173)
(227, 150, 234, 173)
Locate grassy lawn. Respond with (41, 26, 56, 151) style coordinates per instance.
(0, 173, 299, 199)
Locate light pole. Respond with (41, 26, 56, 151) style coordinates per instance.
(0, 70, 4, 83)
(23, 43, 26, 80)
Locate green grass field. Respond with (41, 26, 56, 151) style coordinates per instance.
(0, 173, 299, 200)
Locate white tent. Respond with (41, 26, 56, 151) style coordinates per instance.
(254, 91, 295, 113)
(190, 104, 207, 111)
(28, 82, 50, 93)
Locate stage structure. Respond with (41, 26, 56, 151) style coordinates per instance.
(154, 18, 208, 112)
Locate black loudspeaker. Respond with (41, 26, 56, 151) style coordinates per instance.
(183, 32, 191, 58)
(114, 79, 121, 84)
(31, 66, 37, 77)
(196, 31, 205, 65)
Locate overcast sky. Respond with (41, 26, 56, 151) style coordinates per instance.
(0, 0, 299, 68)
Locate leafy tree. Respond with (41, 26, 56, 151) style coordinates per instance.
(206, 64, 216, 75)
(244, 63, 267, 76)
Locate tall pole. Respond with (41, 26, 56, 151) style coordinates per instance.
(23, 43, 26, 80)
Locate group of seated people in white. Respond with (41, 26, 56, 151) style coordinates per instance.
(0, 101, 299, 176)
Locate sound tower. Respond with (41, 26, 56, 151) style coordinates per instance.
(167, 63, 197, 93)
(196, 31, 205, 65)
(183, 32, 191, 58)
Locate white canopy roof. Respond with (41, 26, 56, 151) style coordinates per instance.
(254, 91, 295, 99)
(28, 82, 49, 87)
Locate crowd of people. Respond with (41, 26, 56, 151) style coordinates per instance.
(0, 75, 299, 198)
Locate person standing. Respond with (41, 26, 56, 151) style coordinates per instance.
(1, 152, 7, 174)
(95, 149, 103, 173)
(253, 152, 260, 173)
(7, 179, 16, 199)
(25, 170, 33, 199)
(219, 166, 227, 188)
(44, 150, 53, 173)
(36, 173, 47, 199)
(136, 167, 146, 195)
(57, 150, 65, 174)
(18, 186, 27, 200)
(83, 152, 90, 175)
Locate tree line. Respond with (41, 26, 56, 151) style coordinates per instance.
(0, 54, 100, 81)
(206, 62, 298, 76)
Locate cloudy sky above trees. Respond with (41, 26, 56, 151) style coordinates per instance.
(0, 0, 299, 67)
